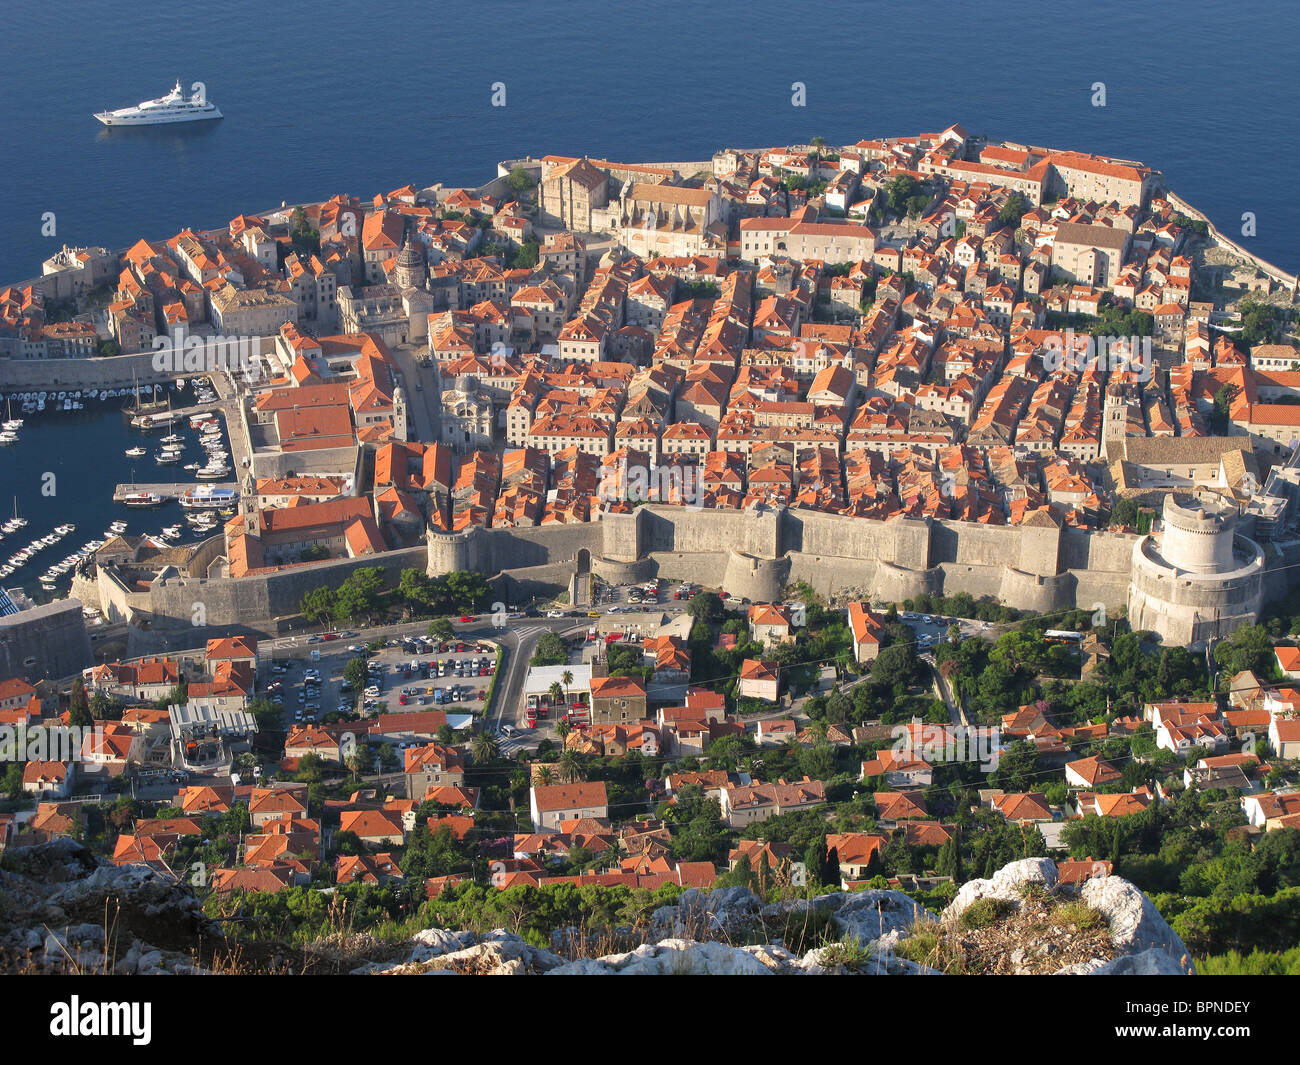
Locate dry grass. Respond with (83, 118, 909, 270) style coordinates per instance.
(892, 894, 1116, 975)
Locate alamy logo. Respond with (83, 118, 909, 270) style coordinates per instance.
(152, 324, 259, 382)
(597, 459, 705, 509)
(1040, 328, 1153, 382)
(0, 724, 105, 763)
(49, 997, 152, 1045)
(891, 722, 1002, 771)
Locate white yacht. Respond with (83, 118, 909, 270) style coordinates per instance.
(95, 80, 222, 126)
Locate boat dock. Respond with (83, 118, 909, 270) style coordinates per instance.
(113, 481, 240, 502)
(127, 401, 223, 423)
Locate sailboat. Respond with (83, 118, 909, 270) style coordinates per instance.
(2, 397, 21, 432)
(1, 499, 27, 535)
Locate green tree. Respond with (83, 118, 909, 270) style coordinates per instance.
(442, 571, 491, 611)
(88, 690, 112, 720)
(471, 730, 499, 764)
(335, 568, 385, 623)
(885, 174, 917, 215)
(68, 678, 92, 728)
(399, 568, 434, 611)
(557, 749, 586, 783)
(531, 632, 568, 666)
(301, 586, 338, 626)
(511, 240, 540, 269)
(1211, 384, 1236, 433)
(688, 591, 724, 623)
(998, 193, 1028, 227)
(506, 165, 535, 192)
(343, 657, 369, 695)
(1214, 624, 1275, 678)
(803, 837, 827, 889)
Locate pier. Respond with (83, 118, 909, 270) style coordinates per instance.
(126, 400, 223, 423)
(113, 481, 240, 502)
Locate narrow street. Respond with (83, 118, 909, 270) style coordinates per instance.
(388, 343, 439, 443)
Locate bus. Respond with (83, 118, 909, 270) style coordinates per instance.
(1043, 629, 1084, 646)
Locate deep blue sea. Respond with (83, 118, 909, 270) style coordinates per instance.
(1, 0, 1297, 281)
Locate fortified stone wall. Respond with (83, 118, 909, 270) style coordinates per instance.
(1071, 569, 1133, 614)
(428, 523, 602, 578)
(0, 351, 172, 393)
(1061, 527, 1136, 574)
(786, 511, 931, 570)
(639, 507, 782, 558)
(147, 546, 427, 629)
(422, 504, 1139, 615)
(0, 599, 93, 681)
(122, 503, 1149, 633)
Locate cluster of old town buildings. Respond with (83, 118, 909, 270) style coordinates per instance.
(0, 125, 1297, 640)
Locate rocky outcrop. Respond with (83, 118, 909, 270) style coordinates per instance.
(0, 838, 217, 975)
(354, 928, 567, 975)
(944, 857, 1059, 919)
(0, 845, 1195, 976)
(1057, 875, 1194, 975)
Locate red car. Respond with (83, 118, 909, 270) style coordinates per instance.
(458, 616, 474, 623)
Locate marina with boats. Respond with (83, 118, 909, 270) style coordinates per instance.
(0, 376, 243, 599)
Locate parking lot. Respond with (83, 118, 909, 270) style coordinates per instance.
(590, 577, 697, 613)
(898, 610, 997, 652)
(263, 633, 499, 729)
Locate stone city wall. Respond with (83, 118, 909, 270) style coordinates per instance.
(425, 505, 1140, 615)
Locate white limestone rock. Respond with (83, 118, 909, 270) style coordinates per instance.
(647, 885, 762, 941)
(550, 938, 776, 975)
(943, 857, 1058, 922)
(1078, 874, 1195, 975)
(826, 889, 937, 946)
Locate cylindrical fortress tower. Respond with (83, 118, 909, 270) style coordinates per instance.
(1127, 493, 1264, 647)
(1158, 495, 1236, 574)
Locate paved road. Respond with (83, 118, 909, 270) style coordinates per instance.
(388, 343, 439, 443)
(261, 613, 584, 728)
(927, 654, 971, 728)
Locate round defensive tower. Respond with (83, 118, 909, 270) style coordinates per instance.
(1158, 495, 1238, 574)
(1127, 494, 1264, 648)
